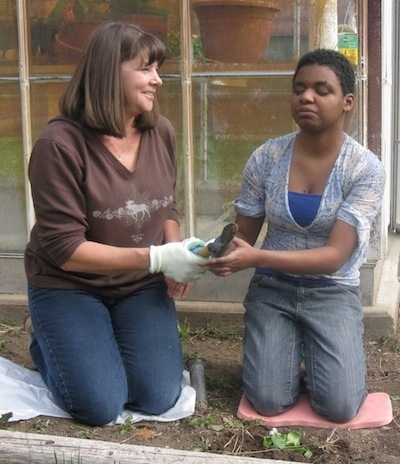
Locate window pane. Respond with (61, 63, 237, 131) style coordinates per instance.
(156, 77, 185, 222)
(29, 0, 177, 72)
(0, 0, 18, 75)
(192, 0, 358, 70)
(0, 83, 26, 250)
(193, 76, 294, 237)
(30, 0, 108, 70)
(31, 81, 67, 139)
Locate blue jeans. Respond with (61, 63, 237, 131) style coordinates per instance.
(243, 273, 367, 423)
(28, 283, 183, 425)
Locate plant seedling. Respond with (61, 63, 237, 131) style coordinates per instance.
(262, 428, 313, 459)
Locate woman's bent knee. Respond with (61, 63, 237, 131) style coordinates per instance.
(315, 407, 357, 423)
(244, 387, 298, 417)
(132, 385, 182, 416)
(69, 398, 123, 426)
(59, 388, 125, 426)
(310, 394, 366, 424)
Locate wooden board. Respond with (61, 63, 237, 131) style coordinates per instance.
(0, 430, 300, 464)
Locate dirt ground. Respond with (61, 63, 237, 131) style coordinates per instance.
(1, 304, 399, 463)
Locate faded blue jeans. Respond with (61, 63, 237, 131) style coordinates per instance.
(243, 273, 367, 423)
(28, 283, 183, 425)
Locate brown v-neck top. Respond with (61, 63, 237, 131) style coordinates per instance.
(25, 114, 179, 298)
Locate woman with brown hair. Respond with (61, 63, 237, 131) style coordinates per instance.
(24, 22, 206, 426)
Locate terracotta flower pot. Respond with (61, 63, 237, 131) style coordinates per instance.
(55, 20, 102, 64)
(53, 14, 167, 65)
(193, 0, 280, 63)
(119, 13, 168, 42)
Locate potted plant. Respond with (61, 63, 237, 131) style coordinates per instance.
(192, 0, 280, 63)
(43, 0, 108, 64)
(109, 0, 169, 42)
(165, 30, 205, 61)
(0, 0, 17, 61)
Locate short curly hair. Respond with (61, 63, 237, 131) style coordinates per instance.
(293, 49, 355, 95)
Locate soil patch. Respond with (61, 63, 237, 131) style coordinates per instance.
(1, 304, 399, 463)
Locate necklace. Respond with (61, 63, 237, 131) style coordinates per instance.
(106, 130, 132, 161)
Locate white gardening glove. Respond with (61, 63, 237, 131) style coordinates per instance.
(149, 237, 208, 283)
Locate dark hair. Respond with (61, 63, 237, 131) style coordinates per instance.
(59, 22, 166, 137)
(293, 49, 355, 95)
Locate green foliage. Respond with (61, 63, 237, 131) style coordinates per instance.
(177, 318, 191, 344)
(188, 413, 222, 431)
(165, 31, 180, 58)
(0, 321, 21, 352)
(118, 416, 137, 436)
(49, 0, 168, 23)
(201, 325, 242, 342)
(109, 0, 168, 19)
(199, 437, 212, 452)
(188, 412, 243, 432)
(80, 429, 91, 439)
(32, 418, 52, 433)
(192, 35, 205, 60)
(262, 428, 313, 459)
(110, 0, 150, 15)
(0, 322, 21, 336)
(381, 333, 400, 352)
(206, 373, 240, 392)
(194, 137, 260, 182)
(49, 0, 89, 22)
(0, 140, 24, 179)
(165, 31, 204, 59)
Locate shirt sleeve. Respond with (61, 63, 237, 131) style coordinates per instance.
(29, 138, 88, 266)
(233, 144, 269, 218)
(337, 149, 386, 271)
(156, 116, 179, 224)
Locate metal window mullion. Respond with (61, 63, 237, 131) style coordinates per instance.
(181, 0, 196, 236)
(357, 0, 368, 148)
(16, 0, 35, 237)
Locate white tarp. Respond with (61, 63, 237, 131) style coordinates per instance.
(0, 356, 195, 424)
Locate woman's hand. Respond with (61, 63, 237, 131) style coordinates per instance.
(165, 277, 192, 299)
(202, 237, 258, 276)
(204, 219, 359, 277)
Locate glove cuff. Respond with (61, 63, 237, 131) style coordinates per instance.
(149, 245, 160, 273)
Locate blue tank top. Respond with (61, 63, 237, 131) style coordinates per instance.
(288, 191, 322, 227)
(255, 191, 334, 285)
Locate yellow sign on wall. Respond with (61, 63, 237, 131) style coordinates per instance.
(339, 33, 358, 65)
